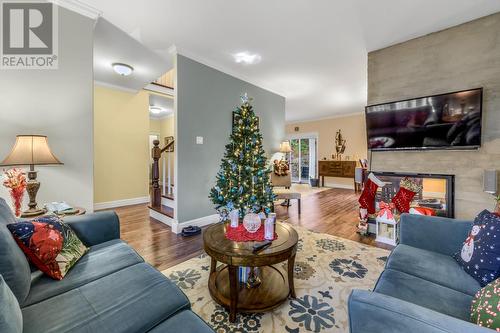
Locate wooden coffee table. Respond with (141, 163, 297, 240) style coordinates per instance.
(203, 222, 298, 322)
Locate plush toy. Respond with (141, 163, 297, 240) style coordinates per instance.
(392, 178, 422, 213)
(273, 159, 289, 176)
(358, 173, 385, 214)
(357, 208, 369, 235)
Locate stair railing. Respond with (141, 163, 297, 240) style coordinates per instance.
(151, 139, 174, 207)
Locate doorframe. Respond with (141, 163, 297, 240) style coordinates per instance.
(287, 132, 319, 183)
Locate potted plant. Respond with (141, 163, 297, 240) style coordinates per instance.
(310, 176, 319, 187)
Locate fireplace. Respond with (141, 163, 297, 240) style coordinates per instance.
(367, 172, 455, 232)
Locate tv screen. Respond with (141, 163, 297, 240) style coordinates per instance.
(365, 88, 482, 151)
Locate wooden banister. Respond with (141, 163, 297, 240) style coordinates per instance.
(161, 140, 174, 153)
(151, 140, 162, 207)
(151, 139, 175, 207)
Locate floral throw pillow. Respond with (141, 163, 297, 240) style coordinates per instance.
(471, 278, 500, 330)
(7, 215, 88, 280)
(454, 210, 500, 286)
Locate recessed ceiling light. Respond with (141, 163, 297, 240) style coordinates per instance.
(149, 106, 162, 114)
(112, 63, 134, 76)
(233, 51, 262, 65)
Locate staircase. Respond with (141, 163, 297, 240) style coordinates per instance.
(149, 139, 177, 229)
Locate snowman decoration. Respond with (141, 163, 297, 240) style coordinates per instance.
(460, 225, 482, 262)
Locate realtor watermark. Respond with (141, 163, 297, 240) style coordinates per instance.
(1, 0, 58, 69)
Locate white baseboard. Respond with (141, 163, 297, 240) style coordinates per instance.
(94, 196, 149, 210)
(149, 208, 176, 229)
(323, 182, 355, 190)
(161, 196, 175, 209)
(173, 214, 220, 234)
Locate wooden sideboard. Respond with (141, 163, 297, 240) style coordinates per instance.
(318, 160, 357, 187)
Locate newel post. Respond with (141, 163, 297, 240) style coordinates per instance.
(151, 140, 161, 207)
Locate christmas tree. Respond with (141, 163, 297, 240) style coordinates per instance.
(209, 94, 275, 220)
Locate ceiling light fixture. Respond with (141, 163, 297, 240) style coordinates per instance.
(149, 106, 162, 114)
(233, 51, 262, 65)
(112, 63, 134, 76)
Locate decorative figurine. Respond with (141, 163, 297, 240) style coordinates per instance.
(332, 129, 347, 160)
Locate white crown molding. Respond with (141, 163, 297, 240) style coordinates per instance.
(49, 0, 101, 19)
(149, 112, 174, 120)
(286, 111, 365, 125)
(94, 80, 138, 94)
(94, 196, 149, 211)
(175, 46, 284, 98)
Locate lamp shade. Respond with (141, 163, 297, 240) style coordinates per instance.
(280, 141, 292, 153)
(0, 135, 62, 166)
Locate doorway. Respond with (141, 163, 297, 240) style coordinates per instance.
(289, 135, 317, 183)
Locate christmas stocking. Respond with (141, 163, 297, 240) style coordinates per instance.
(392, 178, 423, 213)
(358, 173, 385, 214)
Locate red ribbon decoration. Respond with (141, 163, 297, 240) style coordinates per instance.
(378, 201, 395, 220)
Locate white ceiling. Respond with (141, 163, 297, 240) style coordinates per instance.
(84, 0, 500, 122)
(94, 18, 173, 92)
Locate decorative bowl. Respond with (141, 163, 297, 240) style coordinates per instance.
(243, 213, 261, 233)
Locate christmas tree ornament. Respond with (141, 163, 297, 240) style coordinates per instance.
(358, 173, 385, 214)
(392, 177, 422, 213)
(243, 213, 261, 233)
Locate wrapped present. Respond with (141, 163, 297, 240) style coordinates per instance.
(376, 201, 396, 225)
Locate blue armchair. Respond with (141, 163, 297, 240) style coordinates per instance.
(348, 213, 490, 333)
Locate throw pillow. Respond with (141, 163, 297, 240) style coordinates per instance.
(454, 210, 500, 286)
(471, 278, 500, 330)
(7, 215, 88, 280)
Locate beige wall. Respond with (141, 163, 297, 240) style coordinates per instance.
(150, 118, 162, 134)
(368, 13, 500, 219)
(94, 85, 150, 204)
(286, 113, 367, 188)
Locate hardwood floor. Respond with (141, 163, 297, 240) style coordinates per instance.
(110, 188, 390, 272)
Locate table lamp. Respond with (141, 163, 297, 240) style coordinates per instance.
(280, 141, 292, 154)
(1, 135, 62, 217)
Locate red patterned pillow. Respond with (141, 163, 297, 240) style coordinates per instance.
(7, 215, 88, 280)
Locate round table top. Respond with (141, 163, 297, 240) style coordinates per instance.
(203, 222, 298, 267)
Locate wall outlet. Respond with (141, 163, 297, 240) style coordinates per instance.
(196, 136, 204, 144)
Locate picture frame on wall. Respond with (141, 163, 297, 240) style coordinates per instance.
(232, 111, 259, 132)
(164, 136, 174, 152)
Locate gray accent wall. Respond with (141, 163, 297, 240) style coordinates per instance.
(176, 55, 286, 223)
(368, 13, 500, 219)
(0, 8, 94, 211)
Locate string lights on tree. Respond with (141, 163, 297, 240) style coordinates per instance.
(209, 94, 275, 220)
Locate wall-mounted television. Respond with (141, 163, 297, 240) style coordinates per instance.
(365, 88, 483, 151)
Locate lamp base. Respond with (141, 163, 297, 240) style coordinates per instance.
(21, 207, 47, 218)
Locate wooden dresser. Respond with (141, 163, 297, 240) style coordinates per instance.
(318, 160, 357, 187)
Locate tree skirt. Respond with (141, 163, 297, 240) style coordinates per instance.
(162, 223, 389, 333)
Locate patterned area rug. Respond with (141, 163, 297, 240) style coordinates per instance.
(162, 224, 389, 333)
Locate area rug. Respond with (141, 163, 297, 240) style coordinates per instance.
(162, 224, 389, 333)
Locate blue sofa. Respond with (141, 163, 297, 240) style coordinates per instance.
(349, 213, 492, 333)
(0, 198, 214, 333)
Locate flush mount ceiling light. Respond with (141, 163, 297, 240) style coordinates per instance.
(149, 106, 162, 114)
(112, 63, 134, 76)
(233, 51, 262, 65)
